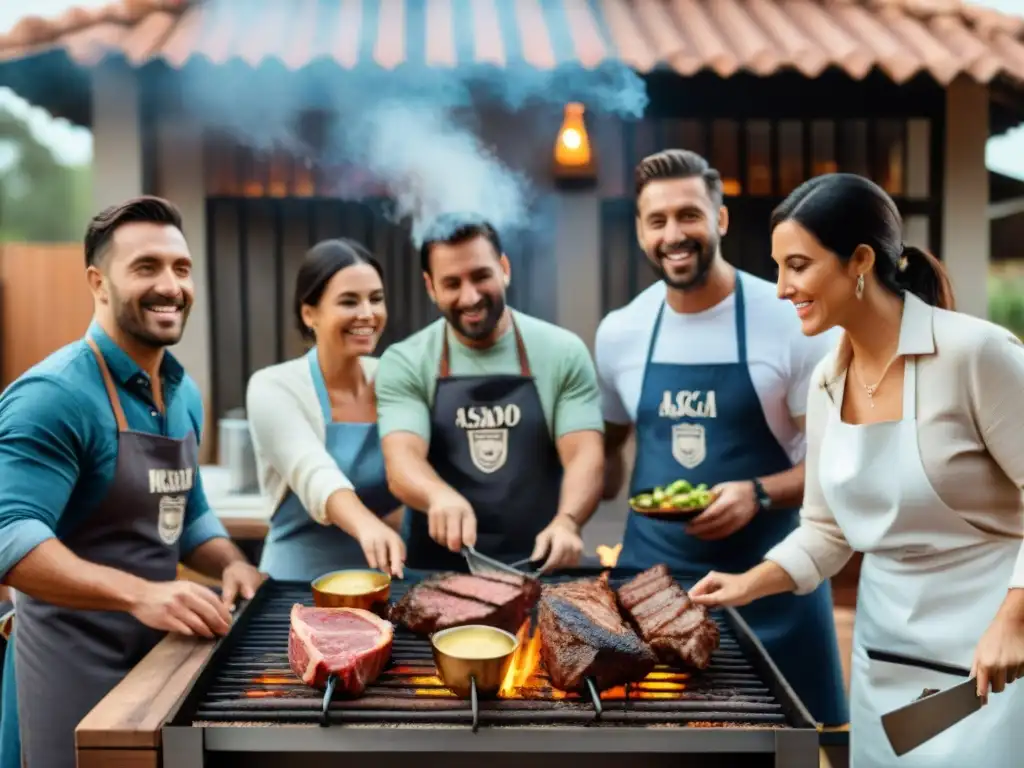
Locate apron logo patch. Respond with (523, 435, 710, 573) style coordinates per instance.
(467, 429, 509, 474)
(672, 423, 707, 469)
(659, 390, 717, 419)
(157, 494, 187, 546)
(455, 404, 521, 475)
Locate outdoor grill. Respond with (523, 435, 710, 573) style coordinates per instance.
(161, 567, 821, 768)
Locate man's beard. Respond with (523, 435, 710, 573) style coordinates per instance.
(111, 285, 190, 349)
(648, 236, 718, 291)
(445, 292, 505, 342)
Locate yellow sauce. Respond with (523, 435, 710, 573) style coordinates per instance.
(434, 627, 515, 659)
(316, 571, 385, 595)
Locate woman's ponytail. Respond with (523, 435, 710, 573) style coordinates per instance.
(895, 245, 956, 311)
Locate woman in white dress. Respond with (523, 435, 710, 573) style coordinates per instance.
(689, 173, 1024, 767)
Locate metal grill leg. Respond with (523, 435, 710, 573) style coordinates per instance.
(163, 726, 204, 768)
(774, 729, 820, 768)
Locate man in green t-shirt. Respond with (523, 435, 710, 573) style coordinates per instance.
(375, 214, 605, 573)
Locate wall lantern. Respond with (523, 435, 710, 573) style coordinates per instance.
(552, 102, 597, 190)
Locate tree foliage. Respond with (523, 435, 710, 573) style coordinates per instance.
(0, 107, 91, 243)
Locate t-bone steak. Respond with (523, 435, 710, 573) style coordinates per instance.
(389, 571, 541, 635)
(288, 605, 393, 693)
(616, 564, 720, 670)
(537, 574, 657, 693)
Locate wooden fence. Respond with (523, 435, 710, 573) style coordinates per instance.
(0, 243, 92, 387)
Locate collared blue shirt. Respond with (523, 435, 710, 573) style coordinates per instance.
(0, 321, 227, 580)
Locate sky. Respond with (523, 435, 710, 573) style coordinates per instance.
(0, 0, 1023, 178)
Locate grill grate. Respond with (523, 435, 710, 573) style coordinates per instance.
(187, 571, 800, 728)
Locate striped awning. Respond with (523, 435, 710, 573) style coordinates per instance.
(1, 0, 1023, 86)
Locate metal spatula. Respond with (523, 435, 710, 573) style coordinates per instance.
(461, 546, 542, 578)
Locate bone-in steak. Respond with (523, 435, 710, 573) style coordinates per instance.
(389, 571, 541, 635)
(616, 564, 720, 670)
(288, 605, 393, 693)
(537, 574, 657, 693)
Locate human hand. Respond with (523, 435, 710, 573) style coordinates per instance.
(531, 517, 584, 573)
(686, 481, 759, 541)
(971, 606, 1024, 704)
(689, 570, 759, 608)
(221, 561, 266, 611)
(356, 518, 407, 578)
(131, 580, 233, 638)
(427, 489, 477, 552)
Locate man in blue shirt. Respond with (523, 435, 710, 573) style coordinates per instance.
(0, 196, 264, 768)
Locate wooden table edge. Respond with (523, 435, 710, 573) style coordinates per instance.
(76, 632, 217, 750)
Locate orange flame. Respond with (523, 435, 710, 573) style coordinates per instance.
(596, 542, 622, 568)
(499, 622, 545, 697)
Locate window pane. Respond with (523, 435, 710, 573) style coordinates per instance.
(811, 121, 837, 177)
(906, 119, 930, 199)
(712, 120, 741, 196)
(837, 120, 869, 177)
(665, 119, 707, 157)
(873, 120, 905, 196)
(778, 121, 803, 194)
(746, 121, 772, 196)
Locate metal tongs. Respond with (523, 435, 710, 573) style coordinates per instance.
(461, 546, 543, 578)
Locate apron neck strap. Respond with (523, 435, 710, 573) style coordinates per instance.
(439, 314, 531, 379)
(644, 272, 748, 364)
(306, 346, 334, 423)
(85, 337, 129, 432)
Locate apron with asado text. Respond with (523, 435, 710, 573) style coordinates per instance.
(404, 320, 563, 571)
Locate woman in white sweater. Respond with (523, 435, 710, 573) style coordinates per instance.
(246, 239, 405, 580)
(689, 174, 1024, 767)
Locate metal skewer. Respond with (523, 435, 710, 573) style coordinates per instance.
(585, 677, 602, 720)
(320, 674, 338, 727)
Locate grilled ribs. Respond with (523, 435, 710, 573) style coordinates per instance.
(389, 571, 541, 636)
(538, 574, 657, 693)
(616, 564, 720, 670)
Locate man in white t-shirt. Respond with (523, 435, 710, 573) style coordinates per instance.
(595, 149, 848, 726)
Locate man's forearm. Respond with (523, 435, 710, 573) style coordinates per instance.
(385, 447, 457, 512)
(601, 423, 632, 500)
(5, 539, 147, 612)
(183, 536, 250, 580)
(757, 462, 805, 509)
(557, 453, 604, 529)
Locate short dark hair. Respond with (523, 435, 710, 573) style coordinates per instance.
(418, 213, 503, 273)
(84, 195, 183, 267)
(294, 238, 384, 340)
(771, 173, 954, 310)
(634, 149, 723, 208)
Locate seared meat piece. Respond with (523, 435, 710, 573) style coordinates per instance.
(288, 605, 393, 693)
(389, 572, 540, 635)
(538, 574, 657, 693)
(616, 564, 720, 670)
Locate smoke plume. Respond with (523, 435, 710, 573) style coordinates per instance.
(181, 49, 648, 245)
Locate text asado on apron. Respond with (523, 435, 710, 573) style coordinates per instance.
(15, 337, 197, 768)
(404, 318, 562, 571)
(259, 347, 399, 580)
(617, 274, 849, 726)
(821, 356, 1024, 767)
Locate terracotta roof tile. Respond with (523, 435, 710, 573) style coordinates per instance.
(0, 0, 1022, 87)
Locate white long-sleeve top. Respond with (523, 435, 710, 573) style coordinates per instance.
(245, 354, 379, 525)
(765, 292, 1024, 593)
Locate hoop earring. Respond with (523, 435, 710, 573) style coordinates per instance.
(855, 274, 865, 300)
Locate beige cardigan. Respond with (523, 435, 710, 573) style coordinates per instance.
(245, 354, 378, 524)
(766, 292, 1024, 593)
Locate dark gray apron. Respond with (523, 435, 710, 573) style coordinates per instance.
(15, 337, 196, 768)
(404, 319, 563, 571)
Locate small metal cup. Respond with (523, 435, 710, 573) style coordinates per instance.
(431, 625, 519, 699)
(311, 569, 391, 615)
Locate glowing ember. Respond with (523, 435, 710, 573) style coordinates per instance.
(596, 543, 621, 567)
(251, 676, 294, 685)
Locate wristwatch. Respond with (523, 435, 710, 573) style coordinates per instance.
(751, 478, 772, 511)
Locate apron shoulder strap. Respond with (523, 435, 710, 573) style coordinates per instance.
(439, 315, 532, 378)
(85, 337, 129, 432)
